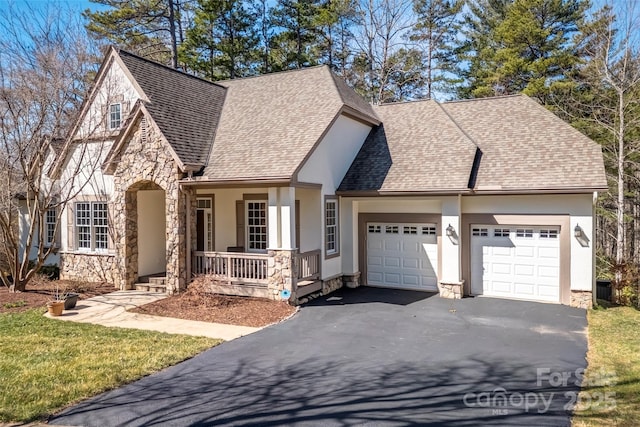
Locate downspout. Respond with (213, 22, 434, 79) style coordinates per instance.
(458, 193, 463, 283)
(182, 171, 193, 289)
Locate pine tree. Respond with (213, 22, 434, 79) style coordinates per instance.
(83, 0, 185, 67)
(410, 0, 463, 99)
(457, 0, 589, 103)
(270, 0, 323, 70)
(180, 0, 259, 80)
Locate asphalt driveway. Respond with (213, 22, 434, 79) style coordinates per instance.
(51, 287, 588, 426)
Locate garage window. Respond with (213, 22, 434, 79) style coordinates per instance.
(540, 229, 559, 239)
(422, 226, 436, 235)
(494, 228, 510, 237)
(516, 229, 533, 238)
(385, 225, 399, 234)
(472, 228, 488, 237)
(368, 225, 381, 233)
(403, 226, 418, 234)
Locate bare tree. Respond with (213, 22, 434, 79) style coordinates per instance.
(350, 0, 415, 104)
(577, 3, 640, 273)
(0, 3, 109, 292)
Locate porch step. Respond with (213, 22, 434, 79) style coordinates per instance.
(134, 277, 167, 293)
(138, 272, 167, 284)
(296, 280, 322, 298)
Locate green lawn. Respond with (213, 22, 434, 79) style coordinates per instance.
(0, 309, 219, 422)
(573, 305, 640, 426)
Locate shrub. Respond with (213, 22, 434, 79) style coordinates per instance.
(611, 261, 639, 307)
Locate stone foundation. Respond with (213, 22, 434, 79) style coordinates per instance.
(570, 290, 593, 309)
(438, 281, 464, 299)
(60, 252, 119, 285)
(322, 276, 344, 295)
(343, 272, 361, 289)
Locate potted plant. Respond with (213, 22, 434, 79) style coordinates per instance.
(64, 293, 79, 310)
(47, 285, 66, 316)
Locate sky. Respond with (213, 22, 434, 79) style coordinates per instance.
(0, 0, 108, 14)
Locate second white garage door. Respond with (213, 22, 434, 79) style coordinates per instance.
(366, 223, 438, 291)
(470, 225, 560, 302)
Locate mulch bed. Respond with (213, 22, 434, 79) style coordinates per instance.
(131, 280, 298, 328)
(2, 276, 298, 328)
(0, 279, 117, 313)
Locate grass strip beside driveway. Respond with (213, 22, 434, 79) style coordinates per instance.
(573, 305, 640, 426)
(0, 309, 219, 423)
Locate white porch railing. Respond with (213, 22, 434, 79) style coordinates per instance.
(295, 250, 321, 282)
(193, 251, 269, 285)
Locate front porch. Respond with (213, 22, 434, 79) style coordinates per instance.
(192, 249, 321, 300)
(185, 185, 329, 302)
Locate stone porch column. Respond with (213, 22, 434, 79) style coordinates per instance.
(267, 187, 298, 299)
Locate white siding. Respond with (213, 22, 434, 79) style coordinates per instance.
(137, 190, 166, 276)
(297, 114, 372, 280)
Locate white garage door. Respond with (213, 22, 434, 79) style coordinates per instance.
(470, 225, 560, 302)
(366, 223, 438, 291)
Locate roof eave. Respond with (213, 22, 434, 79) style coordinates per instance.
(470, 186, 608, 195)
(179, 176, 292, 187)
(336, 188, 473, 197)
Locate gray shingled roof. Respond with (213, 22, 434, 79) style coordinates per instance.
(202, 66, 379, 180)
(339, 100, 479, 192)
(340, 95, 607, 193)
(441, 95, 608, 191)
(118, 50, 226, 167)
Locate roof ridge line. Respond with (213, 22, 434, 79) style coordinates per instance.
(441, 94, 523, 104)
(117, 47, 227, 90)
(216, 64, 329, 84)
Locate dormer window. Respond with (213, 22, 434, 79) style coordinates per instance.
(109, 103, 121, 130)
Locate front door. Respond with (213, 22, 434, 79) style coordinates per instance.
(196, 210, 205, 251)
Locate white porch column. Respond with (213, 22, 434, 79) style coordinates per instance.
(268, 187, 280, 249)
(440, 197, 462, 283)
(280, 187, 296, 250)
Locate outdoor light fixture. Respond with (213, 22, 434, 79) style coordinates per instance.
(574, 224, 584, 239)
(446, 224, 455, 237)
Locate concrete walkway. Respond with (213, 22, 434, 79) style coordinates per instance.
(46, 290, 261, 341)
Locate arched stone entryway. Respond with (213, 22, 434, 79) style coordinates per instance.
(125, 181, 167, 289)
(124, 180, 167, 289)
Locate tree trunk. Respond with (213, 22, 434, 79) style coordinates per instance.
(168, 0, 178, 69)
(616, 89, 625, 282)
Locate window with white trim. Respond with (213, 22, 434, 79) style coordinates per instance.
(109, 103, 121, 130)
(197, 198, 213, 251)
(246, 201, 267, 252)
(45, 208, 57, 246)
(540, 229, 559, 239)
(75, 202, 109, 251)
(368, 225, 381, 233)
(325, 199, 339, 255)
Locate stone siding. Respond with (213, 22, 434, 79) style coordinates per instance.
(343, 272, 361, 288)
(267, 249, 296, 297)
(438, 281, 464, 299)
(60, 252, 119, 285)
(322, 276, 343, 295)
(110, 116, 188, 294)
(570, 290, 593, 309)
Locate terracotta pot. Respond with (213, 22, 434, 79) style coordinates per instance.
(47, 301, 64, 316)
